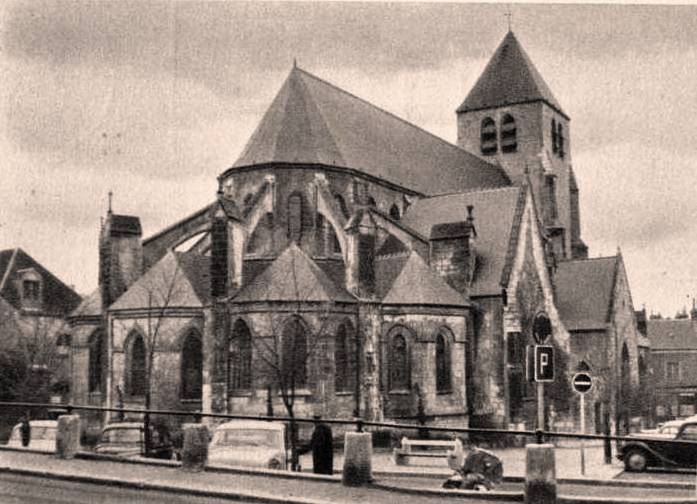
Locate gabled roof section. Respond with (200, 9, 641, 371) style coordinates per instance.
(70, 288, 102, 319)
(233, 243, 355, 303)
(555, 256, 618, 332)
(381, 252, 469, 307)
(647, 319, 697, 350)
(231, 67, 510, 195)
(402, 186, 522, 296)
(457, 31, 566, 118)
(109, 251, 205, 310)
(0, 248, 82, 316)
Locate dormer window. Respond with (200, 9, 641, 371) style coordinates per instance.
(480, 117, 497, 155)
(23, 280, 40, 301)
(18, 269, 42, 310)
(500, 114, 517, 153)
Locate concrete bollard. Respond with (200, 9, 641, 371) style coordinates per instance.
(181, 423, 209, 471)
(342, 432, 372, 486)
(525, 443, 556, 504)
(55, 414, 81, 459)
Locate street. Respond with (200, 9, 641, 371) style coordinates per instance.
(0, 473, 258, 504)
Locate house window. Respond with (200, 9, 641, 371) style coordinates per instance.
(389, 333, 410, 392)
(500, 114, 517, 153)
(180, 331, 202, 400)
(288, 193, 303, 243)
(335, 322, 356, 393)
(127, 333, 147, 397)
(282, 317, 307, 389)
(229, 319, 252, 392)
(551, 119, 558, 153)
(480, 117, 497, 155)
(389, 204, 401, 221)
(88, 330, 103, 393)
(435, 332, 451, 393)
(667, 361, 681, 382)
(23, 280, 40, 302)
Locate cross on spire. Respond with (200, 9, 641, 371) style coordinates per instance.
(108, 190, 113, 213)
(504, 5, 513, 31)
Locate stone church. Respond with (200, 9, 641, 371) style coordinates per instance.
(68, 31, 645, 436)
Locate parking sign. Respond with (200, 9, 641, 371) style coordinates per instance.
(527, 345, 554, 382)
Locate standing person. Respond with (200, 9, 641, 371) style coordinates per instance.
(20, 413, 31, 447)
(310, 414, 333, 475)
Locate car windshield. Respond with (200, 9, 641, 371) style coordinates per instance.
(212, 428, 282, 448)
(101, 428, 142, 444)
(660, 425, 680, 435)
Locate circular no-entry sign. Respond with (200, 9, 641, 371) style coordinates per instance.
(572, 372, 593, 394)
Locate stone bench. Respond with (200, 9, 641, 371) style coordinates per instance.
(393, 437, 457, 465)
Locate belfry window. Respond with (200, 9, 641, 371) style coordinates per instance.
(480, 117, 497, 155)
(557, 123, 565, 159)
(551, 119, 558, 153)
(500, 114, 517, 153)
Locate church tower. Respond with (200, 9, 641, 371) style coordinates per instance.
(456, 31, 587, 259)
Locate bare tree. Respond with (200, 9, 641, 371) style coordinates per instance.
(248, 252, 336, 470)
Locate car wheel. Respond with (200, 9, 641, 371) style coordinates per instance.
(624, 449, 648, 472)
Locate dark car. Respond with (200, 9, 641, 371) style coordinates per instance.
(619, 420, 697, 471)
(95, 422, 175, 460)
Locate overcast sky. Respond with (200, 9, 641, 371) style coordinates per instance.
(1, 1, 696, 317)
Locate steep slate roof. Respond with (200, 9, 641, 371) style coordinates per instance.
(233, 243, 355, 303)
(457, 31, 566, 118)
(401, 186, 522, 296)
(70, 289, 102, 318)
(647, 319, 697, 350)
(381, 252, 469, 307)
(231, 67, 510, 196)
(554, 257, 618, 331)
(109, 251, 207, 310)
(0, 248, 82, 316)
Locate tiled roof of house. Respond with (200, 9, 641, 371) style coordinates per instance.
(230, 67, 510, 195)
(647, 319, 697, 350)
(457, 31, 566, 118)
(109, 251, 206, 310)
(381, 252, 469, 307)
(555, 256, 618, 331)
(233, 243, 355, 303)
(401, 186, 522, 296)
(0, 248, 82, 316)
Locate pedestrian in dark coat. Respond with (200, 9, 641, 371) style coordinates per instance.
(20, 414, 31, 447)
(310, 415, 333, 475)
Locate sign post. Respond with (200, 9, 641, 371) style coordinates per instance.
(572, 372, 593, 476)
(531, 314, 553, 433)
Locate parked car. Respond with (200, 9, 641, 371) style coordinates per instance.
(95, 422, 174, 460)
(208, 420, 287, 469)
(6, 420, 57, 453)
(620, 420, 697, 471)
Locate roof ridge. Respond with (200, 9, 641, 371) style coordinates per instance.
(0, 248, 19, 292)
(295, 67, 500, 171)
(558, 255, 618, 264)
(424, 185, 520, 199)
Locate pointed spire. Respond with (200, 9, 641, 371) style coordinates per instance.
(457, 31, 566, 118)
(107, 190, 113, 214)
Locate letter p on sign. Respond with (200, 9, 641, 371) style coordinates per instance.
(534, 345, 555, 382)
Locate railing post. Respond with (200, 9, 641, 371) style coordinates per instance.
(181, 423, 208, 471)
(356, 418, 364, 433)
(343, 430, 372, 486)
(525, 443, 556, 504)
(535, 429, 544, 444)
(56, 414, 81, 459)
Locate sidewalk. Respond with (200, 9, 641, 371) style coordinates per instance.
(0, 449, 515, 504)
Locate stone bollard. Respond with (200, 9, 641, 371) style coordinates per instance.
(525, 443, 556, 504)
(181, 423, 209, 471)
(55, 414, 81, 459)
(342, 432, 372, 486)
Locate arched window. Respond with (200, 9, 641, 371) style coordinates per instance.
(367, 196, 377, 208)
(282, 317, 307, 389)
(557, 123, 565, 158)
(334, 193, 349, 218)
(246, 212, 274, 255)
(335, 322, 356, 393)
(435, 331, 451, 393)
(389, 204, 401, 221)
(480, 117, 497, 155)
(389, 332, 410, 391)
(500, 114, 517, 153)
(88, 329, 103, 393)
(229, 319, 252, 392)
(287, 192, 303, 243)
(127, 332, 146, 397)
(551, 119, 558, 153)
(181, 330, 202, 400)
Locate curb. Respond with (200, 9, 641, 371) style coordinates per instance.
(0, 465, 338, 504)
(370, 480, 523, 501)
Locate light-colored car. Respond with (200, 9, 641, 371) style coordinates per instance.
(7, 420, 57, 452)
(95, 422, 174, 460)
(208, 420, 287, 470)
